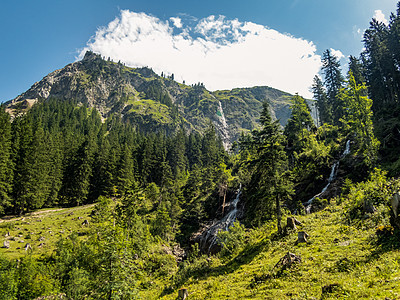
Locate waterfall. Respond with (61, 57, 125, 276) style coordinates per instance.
(215, 100, 231, 151)
(305, 140, 350, 214)
(197, 184, 242, 253)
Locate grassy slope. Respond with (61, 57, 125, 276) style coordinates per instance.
(154, 201, 400, 300)
(1, 201, 399, 299)
(0, 205, 93, 260)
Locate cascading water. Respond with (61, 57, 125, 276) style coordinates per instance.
(197, 184, 242, 253)
(215, 100, 231, 151)
(305, 140, 350, 214)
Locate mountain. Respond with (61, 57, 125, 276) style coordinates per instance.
(5, 51, 297, 145)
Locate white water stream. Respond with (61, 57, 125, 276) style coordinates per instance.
(200, 184, 242, 253)
(305, 140, 350, 214)
(215, 100, 231, 151)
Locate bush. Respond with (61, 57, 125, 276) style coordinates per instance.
(217, 221, 247, 257)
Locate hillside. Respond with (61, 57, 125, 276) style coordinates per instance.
(1, 190, 399, 299)
(4, 51, 296, 144)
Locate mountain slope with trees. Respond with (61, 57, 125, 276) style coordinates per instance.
(5, 51, 295, 144)
(1, 2, 400, 299)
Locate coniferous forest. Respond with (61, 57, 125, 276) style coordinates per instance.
(1, 3, 400, 299)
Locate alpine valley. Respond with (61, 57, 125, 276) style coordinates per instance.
(1, 3, 400, 299)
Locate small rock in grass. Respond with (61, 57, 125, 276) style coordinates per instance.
(3, 241, 10, 248)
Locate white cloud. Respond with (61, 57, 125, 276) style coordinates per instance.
(330, 48, 345, 60)
(78, 10, 322, 98)
(373, 10, 388, 25)
(170, 17, 182, 28)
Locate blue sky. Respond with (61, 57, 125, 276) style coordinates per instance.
(0, 0, 398, 101)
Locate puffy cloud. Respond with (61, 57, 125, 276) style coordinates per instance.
(373, 10, 388, 25)
(330, 48, 345, 60)
(78, 10, 322, 98)
(170, 17, 182, 28)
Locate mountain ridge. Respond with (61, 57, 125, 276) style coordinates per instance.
(5, 51, 298, 143)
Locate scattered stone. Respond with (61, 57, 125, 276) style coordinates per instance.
(274, 252, 301, 271)
(21, 218, 25, 221)
(295, 231, 309, 244)
(338, 240, 351, 246)
(82, 219, 89, 226)
(24, 243, 32, 251)
(78, 216, 82, 220)
(38, 236, 45, 242)
(3, 240, 10, 248)
(68, 212, 74, 216)
(60, 230, 64, 234)
(18, 234, 23, 238)
(38, 243, 45, 248)
(178, 288, 189, 300)
(19, 240, 24, 243)
(4, 232, 10, 237)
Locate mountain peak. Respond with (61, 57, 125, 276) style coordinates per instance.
(82, 50, 102, 62)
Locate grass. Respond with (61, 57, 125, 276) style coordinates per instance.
(152, 200, 400, 299)
(128, 100, 174, 124)
(1, 198, 399, 299)
(0, 205, 94, 260)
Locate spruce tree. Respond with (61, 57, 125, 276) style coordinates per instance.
(312, 75, 331, 125)
(0, 106, 13, 214)
(242, 102, 293, 230)
(322, 49, 345, 125)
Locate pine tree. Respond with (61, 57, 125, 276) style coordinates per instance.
(312, 75, 331, 125)
(322, 49, 345, 125)
(0, 106, 13, 214)
(241, 102, 293, 230)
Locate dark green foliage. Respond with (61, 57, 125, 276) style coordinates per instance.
(284, 95, 330, 205)
(312, 75, 331, 125)
(321, 49, 345, 125)
(361, 4, 400, 174)
(0, 107, 13, 214)
(240, 102, 293, 229)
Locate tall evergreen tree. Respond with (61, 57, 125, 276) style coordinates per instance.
(312, 75, 331, 125)
(322, 49, 345, 125)
(0, 107, 13, 214)
(241, 102, 293, 230)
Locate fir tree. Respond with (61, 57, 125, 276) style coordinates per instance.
(322, 49, 345, 125)
(0, 106, 13, 214)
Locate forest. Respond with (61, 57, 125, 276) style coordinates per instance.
(1, 3, 400, 299)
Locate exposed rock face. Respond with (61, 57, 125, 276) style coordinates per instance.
(5, 51, 297, 143)
(390, 192, 400, 229)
